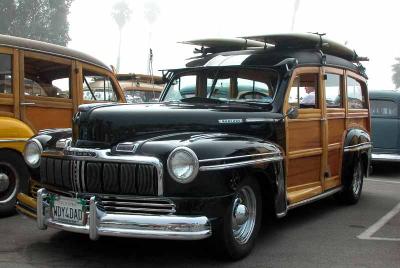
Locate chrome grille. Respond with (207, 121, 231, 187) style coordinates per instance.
(40, 157, 159, 196)
(97, 196, 175, 215)
(44, 191, 175, 216)
(31, 183, 41, 198)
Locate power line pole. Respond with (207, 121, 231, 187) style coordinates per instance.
(291, 0, 300, 32)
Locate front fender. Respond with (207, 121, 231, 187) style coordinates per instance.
(139, 132, 283, 162)
(139, 132, 286, 216)
(0, 117, 34, 152)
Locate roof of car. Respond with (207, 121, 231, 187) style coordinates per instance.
(185, 49, 364, 76)
(369, 90, 400, 101)
(0, 34, 110, 70)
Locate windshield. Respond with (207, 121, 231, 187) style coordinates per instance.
(125, 89, 161, 103)
(162, 68, 278, 104)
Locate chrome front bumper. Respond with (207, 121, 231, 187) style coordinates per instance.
(36, 189, 212, 241)
(371, 153, 400, 162)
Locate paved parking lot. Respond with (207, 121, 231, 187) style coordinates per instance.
(0, 163, 399, 268)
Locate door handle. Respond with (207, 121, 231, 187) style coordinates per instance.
(20, 102, 36, 106)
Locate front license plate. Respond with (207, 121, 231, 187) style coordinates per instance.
(50, 195, 85, 225)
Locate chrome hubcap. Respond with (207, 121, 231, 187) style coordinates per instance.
(233, 202, 249, 226)
(0, 162, 18, 203)
(352, 162, 362, 195)
(0, 173, 9, 192)
(232, 185, 256, 244)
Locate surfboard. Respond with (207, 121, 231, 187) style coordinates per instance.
(240, 33, 358, 61)
(180, 38, 267, 54)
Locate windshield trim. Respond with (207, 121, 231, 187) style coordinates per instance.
(160, 66, 281, 105)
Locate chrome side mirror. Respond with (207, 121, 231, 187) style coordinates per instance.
(286, 107, 299, 119)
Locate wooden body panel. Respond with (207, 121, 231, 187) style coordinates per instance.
(24, 106, 73, 131)
(284, 66, 369, 205)
(284, 67, 324, 203)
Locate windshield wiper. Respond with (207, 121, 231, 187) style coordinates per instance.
(180, 96, 227, 104)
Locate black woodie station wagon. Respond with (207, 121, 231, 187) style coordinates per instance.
(18, 33, 371, 260)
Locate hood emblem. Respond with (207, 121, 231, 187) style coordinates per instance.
(218, 119, 243, 124)
(116, 142, 139, 153)
(64, 147, 97, 157)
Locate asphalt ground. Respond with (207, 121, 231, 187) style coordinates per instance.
(0, 162, 399, 268)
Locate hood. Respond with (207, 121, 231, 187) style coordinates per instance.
(73, 102, 282, 148)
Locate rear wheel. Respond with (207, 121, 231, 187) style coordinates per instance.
(213, 175, 262, 260)
(337, 159, 364, 205)
(0, 151, 29, 216)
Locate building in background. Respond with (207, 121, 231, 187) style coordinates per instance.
(117, 73, 164, 103)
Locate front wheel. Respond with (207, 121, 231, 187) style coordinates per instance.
(337, 159, 364, 205)
(0, 151, 29, 216)
(213, 175, 262, 260)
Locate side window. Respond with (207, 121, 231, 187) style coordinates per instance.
(325, 73, 342, 108)
(83, 70, 118, 102)
(163, 75, 196, 101)
(347, 77, 365, 109)
(289, 73, 319, 109)
(24, 57, 71, 98)
(371, 100, 398, 117)
(0, 54, 12, 94)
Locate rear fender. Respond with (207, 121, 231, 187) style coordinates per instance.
(343, 128, 372, 178)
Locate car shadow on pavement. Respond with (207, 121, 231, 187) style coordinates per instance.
(20, 197, 345, 267)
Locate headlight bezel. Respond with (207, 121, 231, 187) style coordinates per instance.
(167, 147, 199, 184)
(23, 138, 43, 168)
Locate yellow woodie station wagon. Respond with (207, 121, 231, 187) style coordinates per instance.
(0, 34, 126, 215)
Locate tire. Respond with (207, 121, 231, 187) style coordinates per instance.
(0, 151, 29, 216)
(213, 175, 262, 260)
(336, 158, 364, 205)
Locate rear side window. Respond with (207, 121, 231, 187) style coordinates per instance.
(24, 57, 71, 99)
(0, 54, 12, 94)
(325, 73, 342, 108)
(371, 100, 398, 117)
(347, 77, 366, 109)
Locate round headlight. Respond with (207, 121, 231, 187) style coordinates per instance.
(23, 139, 43, 168)
(167, 147, 199, 183)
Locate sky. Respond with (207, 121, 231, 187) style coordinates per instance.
(67, 0, 400, 90)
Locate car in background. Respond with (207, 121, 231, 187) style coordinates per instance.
(117, 73, 164, 103)
(370, 90, 400, 162)
(0, 34, 126, 215)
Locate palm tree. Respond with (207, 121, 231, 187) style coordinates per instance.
(111, 1, 131, 72)
(392, 57, 400, 89)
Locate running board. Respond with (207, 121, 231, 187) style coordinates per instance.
(287, 187, 342, 210)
